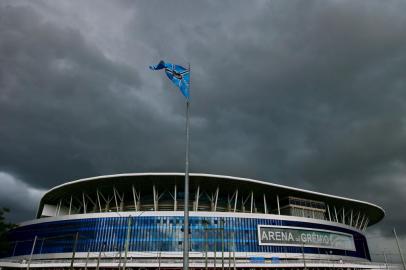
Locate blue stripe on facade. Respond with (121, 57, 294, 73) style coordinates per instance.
(4, 216, 370, 260)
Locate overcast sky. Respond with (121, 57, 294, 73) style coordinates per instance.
(1, 0, 406, 260)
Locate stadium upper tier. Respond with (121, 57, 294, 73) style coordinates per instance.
(36, 173, 384, 230)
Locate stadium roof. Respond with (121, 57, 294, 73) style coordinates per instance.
(38, 173, 385, 225)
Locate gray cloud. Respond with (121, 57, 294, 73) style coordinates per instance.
(0, 172, 45, 222)
(1, 0, 406, 254)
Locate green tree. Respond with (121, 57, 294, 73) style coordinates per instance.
(0, 208, 15, 257)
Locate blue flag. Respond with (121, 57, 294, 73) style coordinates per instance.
(149, 60, 190, 99)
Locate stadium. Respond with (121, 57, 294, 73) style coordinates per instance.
(0, 173, 393, 269)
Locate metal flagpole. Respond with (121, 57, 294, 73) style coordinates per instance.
(183, 63, 191, 270)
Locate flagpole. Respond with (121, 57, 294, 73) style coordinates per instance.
(183, 63, 190, 270)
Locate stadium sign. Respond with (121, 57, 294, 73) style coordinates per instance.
(257, 225, 356, 251)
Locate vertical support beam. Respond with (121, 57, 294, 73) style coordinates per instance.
(138, 192, 141, 211)
(120, 193, 125, 211)
(153, 184, 157, 211)
(204, 221, 208, 270)
(221, 219, 225, 270)
(350, 209, 353, 227)
(232, 231, 236, 270)
(355, 211, 361, 228)
(342, 207, 345, 224)
(82, 192, 87, 214)
(195, 185, 200, 211)
(363, 218, 369, 230)
(55, 200, 59, 216)
(12, 241, 18, 257)
(68, 195, 73, 215)
(26, 235, 37, 270)
(70, 232, 79, 270)
(233, 189, 238, 213)
(96, 190, 102, 213)
(302, 242, 307, 270)
(174, 184, 177, 211)
(250, 191, 254, 213)
(228, 233, 231, 270)
(123, 216, 132, 270)
(84, 248, 90, 270)
(158, 251, 161, 270)
(214, 186, 219, 212)
(39, 239, 44, 254)
(113, 187, 119, 212)
(263, 194, 268, 214)
(359, 214, 366, 230)
(334, 206, 338, 222)
(96, 243, 105, 270)
(327, 204, 332, 221)
(132, 185, 137, 211)
(56, 199, 62, 216)
(214, 229, 217, 269)
(227, 194, 231, 212)
(276, 195, 280, 215)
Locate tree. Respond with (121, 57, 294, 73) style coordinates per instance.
(0, 208, 15, 257)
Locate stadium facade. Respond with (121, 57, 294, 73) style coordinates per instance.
(0, 173, 395, 269)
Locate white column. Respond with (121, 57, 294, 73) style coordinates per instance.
(233, 189, 238, 212)
(132, 185, 137, 211)
(195, 185, 200, 211)
(355, 211, 361, 228)
(363, 218, 369, 230)
(250, 191, 254, 213)
(56, 199, 62, 216)
(153, 185, 157, 211)
(214, 186, 219, 212)
(113, 187, 119, 212)
(82, 192, 87, 214)
(69, 195, 73, 215)
(342, 207, 345, 224)
(174, 184, 177, 211)
(327, 205, 332, 221)
(334, 206, 338, 222)
(350, 210, 353, 227)
(263, 194, 268, 214)
(359, 214, 366, 230)
(96, 190, 102, 212)
(277, 195, 280, 215)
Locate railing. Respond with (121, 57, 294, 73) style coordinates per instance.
(0, 256, 400, 268)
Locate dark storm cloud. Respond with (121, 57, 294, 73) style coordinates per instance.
(0, 3, 185, 189)
(1, 0, 406, 250)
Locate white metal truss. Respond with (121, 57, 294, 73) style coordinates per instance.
(43, 182, 373, 231)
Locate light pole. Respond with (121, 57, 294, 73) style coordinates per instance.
(26, 235, 37, 270)
(203, 219, 225, 269)
(221, 218, 225, 270)
(394, 228, 406, 270)
(301, 243, 307, 270)
(122, 216, 132, 270)
(70, 232, 79, 270)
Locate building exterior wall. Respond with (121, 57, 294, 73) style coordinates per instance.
(5, 212, 370, 261)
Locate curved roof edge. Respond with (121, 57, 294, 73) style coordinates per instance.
(40, 172, 385, 224)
